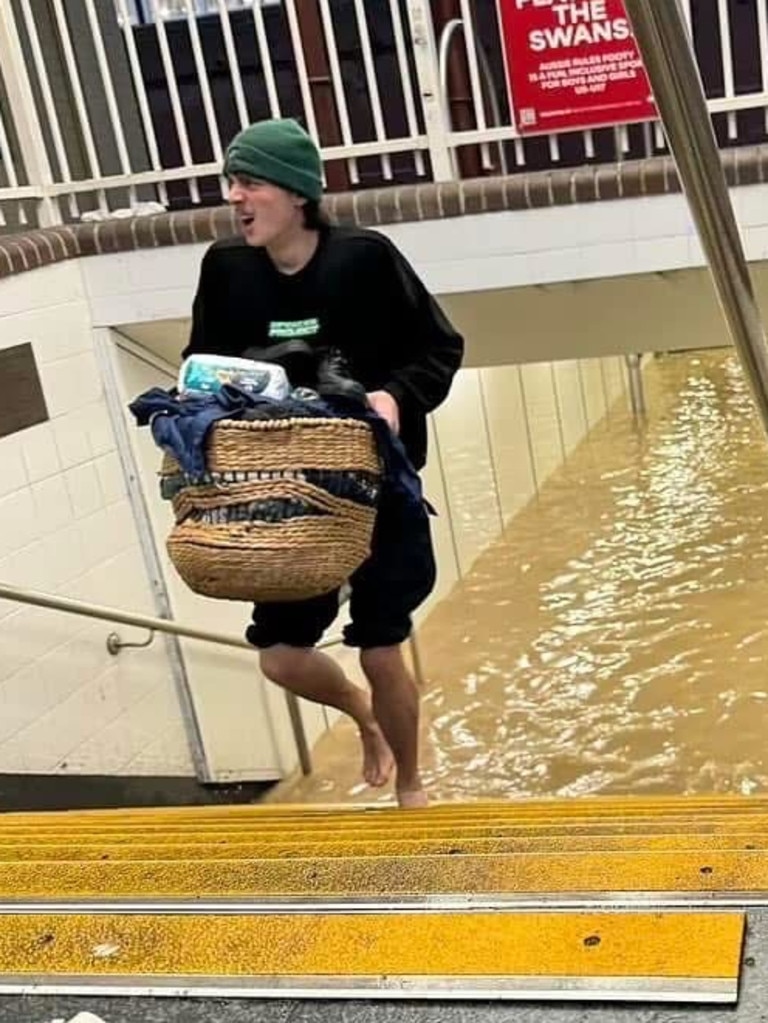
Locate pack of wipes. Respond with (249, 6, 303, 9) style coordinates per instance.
(178, 354, 291, 400)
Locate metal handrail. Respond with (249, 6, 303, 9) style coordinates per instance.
(0, 581, 313, 777)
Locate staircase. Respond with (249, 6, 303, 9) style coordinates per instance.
(0, 795, 760, 1004)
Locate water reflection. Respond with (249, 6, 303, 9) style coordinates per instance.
(267, 350, 768, 806)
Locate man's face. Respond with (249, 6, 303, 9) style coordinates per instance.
(227, 174, 304, 246)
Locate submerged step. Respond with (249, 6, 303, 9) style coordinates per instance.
(0, 911, 744, 1004)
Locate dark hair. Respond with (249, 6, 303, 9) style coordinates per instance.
(303, 199, 329, 230)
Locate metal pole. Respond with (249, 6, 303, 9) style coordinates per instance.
(625, 354, 647, 419)
(623, 0, 768, 437)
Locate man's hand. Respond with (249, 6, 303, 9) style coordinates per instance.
(366, 390, 400, 435)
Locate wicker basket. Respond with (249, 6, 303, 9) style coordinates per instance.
(161, 416, 381, 602)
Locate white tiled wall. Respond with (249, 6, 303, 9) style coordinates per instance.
(110, 340, 310, 782)
(431, 372, 504, 577)
(419, 354, 632, 607)
(0, 263, 193, 777)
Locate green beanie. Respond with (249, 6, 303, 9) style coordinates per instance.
(223, 118, 323, 201)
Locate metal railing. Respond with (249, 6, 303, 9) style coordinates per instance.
(0, 0, 767, 228)
(0, 580, 427, 786)
(0, 580, 316, 778)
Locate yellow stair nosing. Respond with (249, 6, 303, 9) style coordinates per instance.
(4, 813, 768, 841)
(9, 799, 768, 826)
(5, 794, 768, 822)
(0, 849, 764, 898)
(0, 833, 764, 862)
(0, 911, 743, 991)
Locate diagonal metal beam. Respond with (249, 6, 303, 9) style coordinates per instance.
(624, 0, 768, 436)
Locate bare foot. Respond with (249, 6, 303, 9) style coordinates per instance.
(359, 724, 395, 788)
(397, 787, 429, 809)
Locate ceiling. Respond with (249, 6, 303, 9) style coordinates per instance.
(115, 264, 748, 370)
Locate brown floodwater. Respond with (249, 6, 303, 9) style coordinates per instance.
(266, 349, 768, 806)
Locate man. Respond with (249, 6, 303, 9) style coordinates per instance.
(184, 118, 464, 808)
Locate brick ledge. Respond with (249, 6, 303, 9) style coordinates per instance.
(1, 144, 766, 280)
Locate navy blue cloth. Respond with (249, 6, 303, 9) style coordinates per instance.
(128, 384, 429, 516)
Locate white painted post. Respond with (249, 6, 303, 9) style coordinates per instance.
(404, 0, 455, 182)
(0, 3, 59, 225)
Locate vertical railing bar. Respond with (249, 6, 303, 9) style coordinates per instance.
(149, 0, 200, 203)
(716, 0, 737, 140)
(51, 0, 109, 213)
(404, 0, 454, 181)
(642, 120, 653, 158)
(82, 0, 136, 205)
(0, 99, 20, 188)
(389, 0, 426, 176)
(756, 0, 768, 134)
(654, 120, 666, 149)
(612, 125, 621, 161)
(252, 0, 282, 118)
(0, 3, 59, 223)
(184, 0, 223, 163)
(548, 132, 560, 162)
(217, 0, 250, 129)
(317, 0, 359, 183)
(115, 0, 168, 206)
(352, 0, 392, 179)
(584, 129, 595, 159)
(457, 0, 492, 171)
(18, 0, 77, 215)
(284, 0, 320, 142)
(514, 137, 525, 166)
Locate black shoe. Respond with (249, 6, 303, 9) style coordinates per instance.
(241, 340, 318, 389)
(316, 348, 367, 406)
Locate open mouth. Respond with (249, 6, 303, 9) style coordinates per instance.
(240, 215, 255, 229)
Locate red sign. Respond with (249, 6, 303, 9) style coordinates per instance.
(498, 0, 656, 135)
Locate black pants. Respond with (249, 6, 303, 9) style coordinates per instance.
(246, 488, 436, 650)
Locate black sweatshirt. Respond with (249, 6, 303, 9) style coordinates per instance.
(183, 225, 464, 469)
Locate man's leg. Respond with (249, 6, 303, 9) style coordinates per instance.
(260, 644, 393, 787)
(360, 644, 426, 807)
(346, 489, 437, 808)
(247, 593, 393, 787)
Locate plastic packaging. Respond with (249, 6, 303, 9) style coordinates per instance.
(178, 354, 291, 400)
